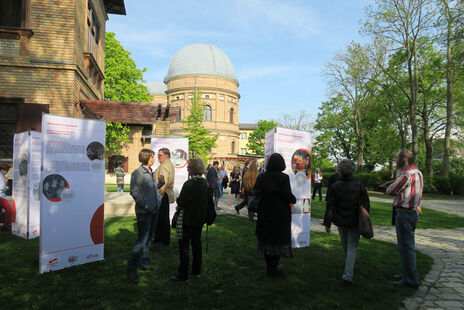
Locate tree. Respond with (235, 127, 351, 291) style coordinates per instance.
(104, 32, 152, 153)
(182, 91, 217, 163)
(277, 110, 314, 133)
(363, 0, 435, 164)
(247, 120, 277, 156)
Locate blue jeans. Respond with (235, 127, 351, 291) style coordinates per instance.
(395, 209, 419, 285)
(117, 184, 124, 192)
(127, 211, 159, 274)
(337, 226, 360, 281)
(219, 184, 223, 198)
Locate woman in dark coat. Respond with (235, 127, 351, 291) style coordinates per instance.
(254, 153, 296, 277)
(172, 158, 209, 281)
(323, 159, 370, 286)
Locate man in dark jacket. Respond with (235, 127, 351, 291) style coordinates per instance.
(206, 160, 220, 209)
(126, 149, 160, 284)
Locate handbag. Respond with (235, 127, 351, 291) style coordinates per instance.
(359, 205, 373, 239)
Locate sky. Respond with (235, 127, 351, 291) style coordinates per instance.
(106, 0, 370, 124)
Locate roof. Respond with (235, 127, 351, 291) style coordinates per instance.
(80, 100, 179, 124)
(239, 123, 256, 130)
(165, 44, 237, 84)
(146, 81, 168, 95)
(104, 0, 126, 15)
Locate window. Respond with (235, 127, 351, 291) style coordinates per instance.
(176, 109, 181, 122)
(204, 94, 210, 99)
(219, 95, 224, 101)
(0, 0, 25, 28)
(204, 105, 212, 121)
(240, 148, 247, 155)
(229, 108, 234, 123)
(87, 3, 101, 61)
(231, 141, 235, 154)
(240, 132, 247, 140)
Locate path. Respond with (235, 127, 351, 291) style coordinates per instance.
(105, 192, 464, 310)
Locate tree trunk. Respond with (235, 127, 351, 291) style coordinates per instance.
(410, 42, 419, 165)
(443, 12, 454, 176)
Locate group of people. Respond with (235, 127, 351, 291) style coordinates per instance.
(124, 147, 423, 289)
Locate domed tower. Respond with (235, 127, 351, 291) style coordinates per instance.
(165, 44, 240, 160)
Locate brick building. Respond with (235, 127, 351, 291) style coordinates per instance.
(0, 0, 126, 163)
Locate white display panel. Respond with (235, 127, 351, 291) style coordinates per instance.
(40, 114, 105, 273)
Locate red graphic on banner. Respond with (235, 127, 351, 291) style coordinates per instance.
(11, 198, 16, 223)
(90, 204, 104, 244)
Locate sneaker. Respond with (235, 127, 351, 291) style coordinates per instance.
(190, 272, 201, 278)
(139, 264, 154, 271)
(126, 273, 139, 284)
(342, 279, 354, 287)
(392, 279, 419, 289)
(234, 206, 240, 215)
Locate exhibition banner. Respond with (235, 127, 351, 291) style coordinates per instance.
(40, 114, 105, 273)
(265, 127, 312, 248)
(12, 131, 41, 239)
(151, 138, 189, 219)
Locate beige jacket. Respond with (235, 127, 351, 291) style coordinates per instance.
(154, 159, 175, 203)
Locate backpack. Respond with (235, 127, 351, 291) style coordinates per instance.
(206, 187, 216, 226)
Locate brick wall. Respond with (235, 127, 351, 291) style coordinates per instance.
(0, 39, 20, 56)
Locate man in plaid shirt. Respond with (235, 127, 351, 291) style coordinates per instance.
(386, 149, 423, 289)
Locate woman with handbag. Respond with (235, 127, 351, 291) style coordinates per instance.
(323, 159, 370, 286)
(228, 166, 241, 206)
(172, 158, 209, 281)
(254, 153, 296, 277)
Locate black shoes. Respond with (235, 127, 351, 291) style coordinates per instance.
(190, 272, 201, 278)
(139, 264, 154, 271)
(171, 275, 188, 282)
(342, 279, 354, 287)
(392, 280, 419, 289)
(234, 206, 240, 215)
(267, 270, 285, 278)
(126, 273, 139, 284)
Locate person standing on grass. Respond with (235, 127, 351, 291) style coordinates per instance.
(115, 163, 125, 192)
(255, 153, 296, 277)
(126, 149, 160, 284)
(206, 161, 220, 210)
(217, 167, 224, 199)
(323, 159, 370, 286)
(153, 148, 175, 246)
(228, 166, 241, 206)
(172, 158, 209, 281)
(0, 164, 12, 231)
(235, 161, 258, 221)
(312, 168, 323, 202)
(386, 149, 423, 289)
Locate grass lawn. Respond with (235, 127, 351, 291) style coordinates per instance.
(106, 184, 130, 192)
(367, 191, 464, 201)
(0, 215, 432, 309)
(311, 200, 464, 229)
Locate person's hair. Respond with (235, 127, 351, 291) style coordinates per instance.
(337, 159, 355, 179)
(212, 160, 219, 166)
(159, 148, 170, 158)
(316, 168, 320, 172)
(233, 165, 240, 173)
(397, 148, 413, 169)
(266, 153, 286, 172)
(0, 163, 10, 171)
(243, 161, 258, 189)
(188, 158, 206, 176)
(138, 148, 154, 165)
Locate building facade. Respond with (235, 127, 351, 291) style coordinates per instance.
(0, 0, 126, 162)
(238, 123, 256, 155)
(147, 44, 241, 165)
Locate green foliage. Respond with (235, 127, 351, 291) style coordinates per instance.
(433, 175, 452, 194)
(247, 120, 277, 156)
(311, 156, 336, 172)
(104, 32, 153, 154)
(354, 172, 381, 190)
(0, 215, 434, 309)
(182, 91, 217, 163)
(450, 175, 464, 195)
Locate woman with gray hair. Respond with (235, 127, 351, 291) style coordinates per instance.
(323, 159, 370, 286)
(172, 158, 209, 281)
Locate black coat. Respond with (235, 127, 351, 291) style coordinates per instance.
(254, 171, 296, 244)
(323, 178, 370, 228)
(176, 177, 208, 227)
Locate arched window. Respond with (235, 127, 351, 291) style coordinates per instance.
(204, 105, 212, 121)
(231, 141, 235, 154)
(229, 108, 234, 123)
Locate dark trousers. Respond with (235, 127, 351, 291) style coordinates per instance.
(154, 195, 170, 245)
(264, 254, 280, 275)
(178, 225, 203, 280)
(236, 194, 255, 220)
(312, 183, 322, 200)
(127, 211, 158, 275)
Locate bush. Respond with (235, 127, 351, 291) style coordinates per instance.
(450, 175, 464, 195)
(354, 172, 380, 190)
(422, 175, 436, 193)
(322, 172, 334, 187)
(433, 175, 452, 194)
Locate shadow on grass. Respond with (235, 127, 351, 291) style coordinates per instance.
(0, 215, 433, 309)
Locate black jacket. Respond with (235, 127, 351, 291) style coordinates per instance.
(323, 178, 370, 228)
(176, 177, 208, 227)
(254, 171, 296, 244)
